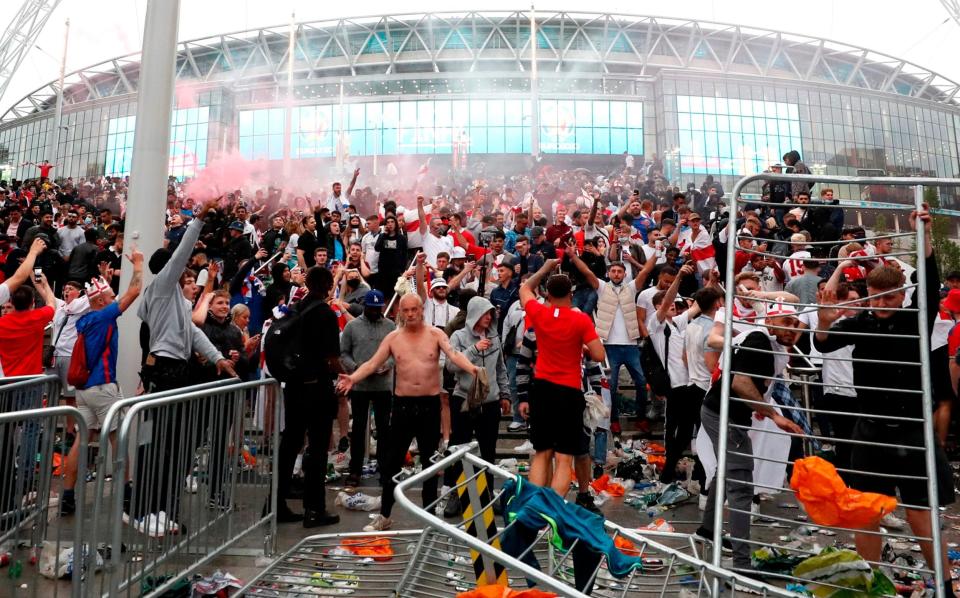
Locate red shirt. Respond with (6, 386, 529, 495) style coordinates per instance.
(38, 164, 53, 178)
(524, 299, 599, 390)
(0, 306, 54, 376)
(948, 320, 960, 358)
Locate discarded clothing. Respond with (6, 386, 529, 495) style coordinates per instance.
(792, 547, 896, 597)
(456, 586, 557, 598)
(790, 456, 897, 529)
(500, 477, 642, 578)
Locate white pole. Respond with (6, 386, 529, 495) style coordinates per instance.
(47, 18, 69, 165)
(336, 79, 345, 172)
(529, 4, 539, 157)
(282, 12, 295, 180)
(116, 0, 181, 396)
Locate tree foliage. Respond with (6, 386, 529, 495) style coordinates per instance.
(924, 187, 960, 277)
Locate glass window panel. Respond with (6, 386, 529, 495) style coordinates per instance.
(451, 101, 469, 128)
(610, 128, 627, 153)
(268, 108, 284, 132)
(626, 102, 643, 127)
(504, 100, 523, 126)
(592, 128, 610, 154)
(417, 101, 434, 128)
(348, 130, 365, 155)
(575, 127, 592, 153)
(253, 136, 268, 160)
(349, 104, 365, 129)
(610, 101, 627, 128)
(253, 110, 269, 135)
(434, 127, 452, 153)
(400, 102, 417, 128)
(592, 101, 609, 127)
(434, 101, 452, 127)
(487, 126, 505, 153)
(381, 129, 398, 154)
(469, 127, 487, 153)
(469, 100, 487, 127)
(677, 96, 689, 112)
(487, 100, 505, 127)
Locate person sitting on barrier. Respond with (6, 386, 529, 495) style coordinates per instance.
(61, 248, 143, 516)
(516, 259, 605, 497)
(696, 300, 804, 575)
(815, 204, 955, 596)
(336, 292, 480, 532)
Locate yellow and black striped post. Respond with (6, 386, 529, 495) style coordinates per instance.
(457, 457, 508, 586)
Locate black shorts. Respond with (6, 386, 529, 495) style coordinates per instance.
(528, 379, 589, 456)
(848, 418, 955, 508)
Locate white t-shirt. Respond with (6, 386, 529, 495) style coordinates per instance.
(421, 232, 454, 269)
(0, 281, 10, 306)
(804, 311, 856, 397)
(646, 311, 690, 388)
(741, 262, 783, 293)
(361, 231, 381, 273)
(423, 297, 456, 329)
(636, 285, 661, 318)
(686, 314, 720, 391)
(783, 250, 810, 284)
(596, 280, 634, 345)
(52, 296, 91, 357)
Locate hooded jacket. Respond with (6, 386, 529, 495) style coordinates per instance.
(447, 296, 509, 404)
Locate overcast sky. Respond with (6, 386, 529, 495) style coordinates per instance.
(1, 0, 958, 114)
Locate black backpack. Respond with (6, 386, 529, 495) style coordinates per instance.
(264, 300, 324, 384)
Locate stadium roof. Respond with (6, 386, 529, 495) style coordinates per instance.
(4, 10, 960, 123)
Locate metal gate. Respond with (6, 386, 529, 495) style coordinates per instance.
(712, 173, 958, 597)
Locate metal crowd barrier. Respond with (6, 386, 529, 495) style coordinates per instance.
(0, 373, 61, 410)
(240, 443, 795, 597)
(713, 173, 957, 596)
(86, 378, 280, 597)
(0, 405, 86, 598)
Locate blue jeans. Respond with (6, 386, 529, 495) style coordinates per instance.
(592, 429, 608, 466)
(573, 286, 598, 317)
(605, 344, 647, 422)
(505, 355, 523, 423)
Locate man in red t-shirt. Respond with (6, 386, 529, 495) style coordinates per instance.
(35, 160, 54, 181)
(517, 259, 605, 496)
(0, 271, 56, 376)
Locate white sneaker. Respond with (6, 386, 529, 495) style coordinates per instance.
(409, 439, 418, 452)
(514, 440, 535, 453)
(127, 511, 179, 538)
(881, 513, 906, 530)
(507, 421, 527, 432)
(184, 475, 198, 494)
(363, 514, 392, 532)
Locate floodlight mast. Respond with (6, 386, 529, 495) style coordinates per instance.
(0, 0, 63, 113)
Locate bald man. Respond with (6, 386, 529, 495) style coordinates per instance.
(338, 293, 479, 531)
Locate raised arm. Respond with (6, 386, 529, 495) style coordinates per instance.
(415, 252, 427, 300)
(417, 195, 429, 234)
(34, 272, 56, 307)
(117, 247, 144, 312)
(565, 245, 599, 290)
(657, 262, 694, 323)
(447, 260, 474, 290)
(155, 200, 217, 295)
(632, 249, 657, 290)
(3, 237, 46, 292)
(347, 168, 360, 198)
(520, 258, 558, 305)
(193, 292, 213, 325)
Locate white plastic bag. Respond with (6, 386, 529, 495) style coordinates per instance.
(38, 541, 103, 580)
(335, 491, 382, 512)
(583, 390, 610, 433)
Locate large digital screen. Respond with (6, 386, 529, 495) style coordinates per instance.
(105, 107, 209, 178)
(676, 96, 801, 176)
(238, 99, 643, 159)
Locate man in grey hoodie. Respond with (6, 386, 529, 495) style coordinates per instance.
(443, 295, 511, 517)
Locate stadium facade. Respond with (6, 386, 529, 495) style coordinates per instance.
(1, 11, 960, 206)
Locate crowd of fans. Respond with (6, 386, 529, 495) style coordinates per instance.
(0, 150, 956, 589)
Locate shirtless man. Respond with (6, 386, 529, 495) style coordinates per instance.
(337, 293, 480, 531)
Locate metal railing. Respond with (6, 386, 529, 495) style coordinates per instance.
(0, 405, 86, 598)
(712, 173, 957, 596)
(392, 443, 796, 596)
(88, 378, 280, 597)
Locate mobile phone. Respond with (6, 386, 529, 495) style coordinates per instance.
(33, 268, 42, 282)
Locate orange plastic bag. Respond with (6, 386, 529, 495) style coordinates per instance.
(589, 474, 625, 497)
(789, 456, 897, 529)
(614, 535, 640, 556)
(340, 537, 394, 562)
(456, 586, 557, 598)
(646, 455, 666, 470)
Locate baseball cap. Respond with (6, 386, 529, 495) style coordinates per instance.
(450, 246, 467, 260)
(228, 220, 245, 232)
(530, 226, 545, 238)
(764, 299, 799, 321)
(430, 277, 449, 290)
(363, 290, 386, 307)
